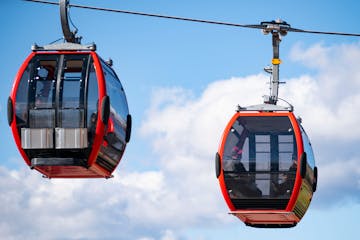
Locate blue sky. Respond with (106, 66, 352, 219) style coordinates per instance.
(1, 0, 360, 239)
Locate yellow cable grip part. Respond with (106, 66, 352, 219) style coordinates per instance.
(272, 58, 282, 65)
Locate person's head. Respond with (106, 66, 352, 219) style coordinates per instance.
(231, 146, 243, 160)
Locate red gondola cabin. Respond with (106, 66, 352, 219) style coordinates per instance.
(215, 104, 317, 228)
(8, 43, 131, 178)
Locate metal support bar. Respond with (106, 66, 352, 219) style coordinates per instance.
(261, 20, 289, 105)
(236, 103, 293, 112)
(269, 32, 281, 105)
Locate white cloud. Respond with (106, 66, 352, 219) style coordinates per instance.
(160, 230, 178, 240)
(287, 42, 360, 140)
(289, 42, 360, 102)
(141, 74, 268, 157)
(290, 42, 331, 68)
(137, 230, 178, 240)
(0, 166, 183, 240)
(319, 158, 360, 189)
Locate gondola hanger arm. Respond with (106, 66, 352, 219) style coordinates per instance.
(59, 0, 81, 43)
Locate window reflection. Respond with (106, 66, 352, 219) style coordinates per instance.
(62, 60, 83, 109)
(15, 65, 31, 129)
(86, 62, 98, 145)
(300, 125, 315, 169)
(222, 116, 298, 206)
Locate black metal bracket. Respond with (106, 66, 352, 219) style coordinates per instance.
(60, 0, 81, 43)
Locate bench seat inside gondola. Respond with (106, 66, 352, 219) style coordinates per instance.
(21, 108, 87, 148)
(21, 108, 89, 168)
(224, 169, 295, 210)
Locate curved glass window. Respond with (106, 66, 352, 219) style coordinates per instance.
(15, 64, 31, 130)
(102, 60, 129, 143)
(102, 61, 129, 121)
(96, 59, 129, 171)
(31, 59, 57, 129)
(86, 61, 99, 145)
(222, 115, 298, 209)
(300, 124, 315, 169)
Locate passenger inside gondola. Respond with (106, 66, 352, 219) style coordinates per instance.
(34, 65, 55, 108)
(29, 65, 56, 129)
(88, 112, 97, 143)
(231, 146, 246, 172)
(272, 159, 297, 196)
(225, 144, 262, 198)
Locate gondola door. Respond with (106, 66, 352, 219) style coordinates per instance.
(55, 55, 88, 149)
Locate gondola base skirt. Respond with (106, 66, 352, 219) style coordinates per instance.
(230, 210, 299, 228)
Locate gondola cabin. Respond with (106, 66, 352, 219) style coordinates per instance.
(215, 104, 317, 228)
(8, 43, 131, 178)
